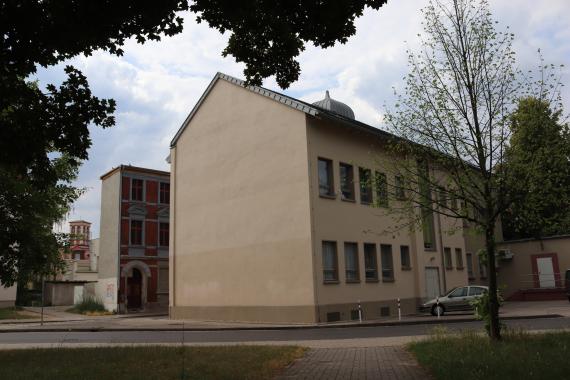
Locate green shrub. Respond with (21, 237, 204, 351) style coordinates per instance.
(71, 296, 105, 314)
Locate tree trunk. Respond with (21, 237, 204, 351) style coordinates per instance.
(485, 224, 501, 340)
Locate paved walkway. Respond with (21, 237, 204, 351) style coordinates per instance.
(277, 346, 428, 380)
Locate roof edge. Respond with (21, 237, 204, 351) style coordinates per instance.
(100, 165, 170, 180)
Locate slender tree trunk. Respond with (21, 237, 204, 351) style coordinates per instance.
(485, 223, 501, 340)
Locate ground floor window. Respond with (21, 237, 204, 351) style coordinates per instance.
(322, 241, 338, 283)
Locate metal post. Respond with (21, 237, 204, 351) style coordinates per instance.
(358, 300, 362, 323)
(397, 298, 401, 321)
(41, 277, 45, 326)
(436, 297, 441, 319)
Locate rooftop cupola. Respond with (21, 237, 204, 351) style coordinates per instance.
(312, 90, 355, 120)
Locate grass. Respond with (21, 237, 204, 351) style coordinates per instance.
(409, 329, 570, 380)
(0, 345, 306, 380)
(0, 307, 36, 320)
(66, 296, 111, 315)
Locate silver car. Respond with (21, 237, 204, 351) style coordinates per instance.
(419, 285, 488, 316)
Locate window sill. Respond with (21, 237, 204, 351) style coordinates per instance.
(319, 194, 336, 200)
(345, 280, 361, 284)
(382, 278, 395, 283)
(456, 267, 464, 270)
(341, 197, 356, 203)
(360, 201, 372, 206)
(480, 276, 488, 280)
(468, 277, 476, 281)
(323, 280, 340, 285)
(401, 266, 412, 271)
(365, 278, 379, 283)
(445, 267, 453, 271)
(424, 247, 437, 252)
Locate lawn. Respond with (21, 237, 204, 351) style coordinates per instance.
(0, 345, 305, 380)
(409, 330, 570, 380)
(0, 307, 36, 320)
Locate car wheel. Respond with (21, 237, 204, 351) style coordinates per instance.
(432, 305, 445, 317)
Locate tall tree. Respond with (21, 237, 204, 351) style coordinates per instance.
(502, 97, 570, 239)
(383, 0, 563, 340)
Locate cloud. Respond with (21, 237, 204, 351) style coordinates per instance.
(37, 0, 570, 237)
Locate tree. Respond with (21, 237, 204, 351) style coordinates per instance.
(502, 97, 570, 239)
(383, 0, 563, 340)
(1, 1, 388, 285)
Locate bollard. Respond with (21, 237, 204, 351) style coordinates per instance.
(397, 298, 401, 321)
(358, 300, 362, 323)
(436, 297, 441, 319)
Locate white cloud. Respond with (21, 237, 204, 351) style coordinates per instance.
(34, 0, 570, 237)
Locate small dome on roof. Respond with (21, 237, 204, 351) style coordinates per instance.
(312, 90, 355, 119)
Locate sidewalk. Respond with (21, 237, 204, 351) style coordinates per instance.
(0, 300, 567, 332)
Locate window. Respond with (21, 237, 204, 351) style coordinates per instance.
(395, 175, 405, 200)
(400, 245, 411, 269)
(479, 256, 488, 279)
(344, 243, 359, 282)
(380, 244, 394, 281)
(359, 168, 373, 204)
(159, 182, 170, 204)
(455, 248, 464, 269)
(364, 243, 378, 281)
(130, 220, 143, 245)
(339, 163, 355, 200)
(449, 287, 467, 297)
(131, 179, 144, 201)
(469, 286, 486, 296)
(466, 253, 474, 279)
(322, 241, 338, 282)
(318, 158, 334, 197)
(375, 171, 388, 207)
(159, 222, 169, 247)
(444, 247, 452, 269)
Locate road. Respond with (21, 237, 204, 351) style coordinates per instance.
(0, 317, 569, 345)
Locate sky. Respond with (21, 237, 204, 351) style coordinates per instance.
(37, 0, 570, 238)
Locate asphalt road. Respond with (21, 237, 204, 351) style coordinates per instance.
(0, 317, 569, 345)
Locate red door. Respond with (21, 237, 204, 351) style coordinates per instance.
(127, 268, 142, 309)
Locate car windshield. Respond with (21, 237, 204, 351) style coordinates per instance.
(445, 287, 458, 297)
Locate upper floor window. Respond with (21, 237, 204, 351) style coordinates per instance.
(130, 220, 143, 245)
(400, 245, 411, 269)
(359, 168, 373, 204)
(159, 182, 170, 204)
(444, 247, 453, 269)
(339, 163, 355, 201)
(395, 175, 406, 200)
(159, 222, 169, 247)
(131, 179, 144, 201)
(466, 253, 474, 279)
(375, 171, 388, 207)
(318, 158, 334, 197)
(455, 248, 464, 269)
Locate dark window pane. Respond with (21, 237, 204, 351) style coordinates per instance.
(131, 179, 144, 201)
(444, 247, 452, 269)
(322, 241, 338, 282)
(466, 253, 474, 278)
(130, 220, 143, 245)
(395, 175, 405, 200)
(318, 158, 334, 196)
(400, 245, 411, 268)
(359, 168, 373, 204)
(344, 242, 359, 282)
(159, 222, 169, 246)
(160, 182, 170, 204)
(364, 243, 378, 280)
(339, 163, 354, 200)
(375, 171, 388, 207)
(380, 244, 394, 281)
(455, 248, 463, 268)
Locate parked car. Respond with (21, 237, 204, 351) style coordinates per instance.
(565, 269, 570, 301)
(419, 285, 489, 316)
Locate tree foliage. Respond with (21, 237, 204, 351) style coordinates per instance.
(502, 97, 570, 239)
(382, 0, 564, 340)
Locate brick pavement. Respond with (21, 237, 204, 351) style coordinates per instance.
(277, 346, 429, 380)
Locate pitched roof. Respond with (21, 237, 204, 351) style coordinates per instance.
(170, 72, 393, 148)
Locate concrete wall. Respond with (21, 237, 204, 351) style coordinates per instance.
(0, 285, 16, 308)
(171, 79, 316, 322)
(497, 236, 570, 299)
(96, 171, 121, 311)
(305, 117, 470, 321)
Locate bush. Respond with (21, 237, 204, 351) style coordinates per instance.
(70, 296, 106, 314)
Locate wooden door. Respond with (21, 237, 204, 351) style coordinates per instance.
(127, 268, 142, 309)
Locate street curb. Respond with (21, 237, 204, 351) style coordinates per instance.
(0, 314, 562, 333)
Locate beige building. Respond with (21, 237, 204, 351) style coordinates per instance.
(169, 72, 486, 323)
(0, 285, 16, 308)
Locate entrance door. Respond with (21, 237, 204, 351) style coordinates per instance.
(425, 267, 441, 300)
(127, 268, 142, 309)
(537, 257, 555, 288)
